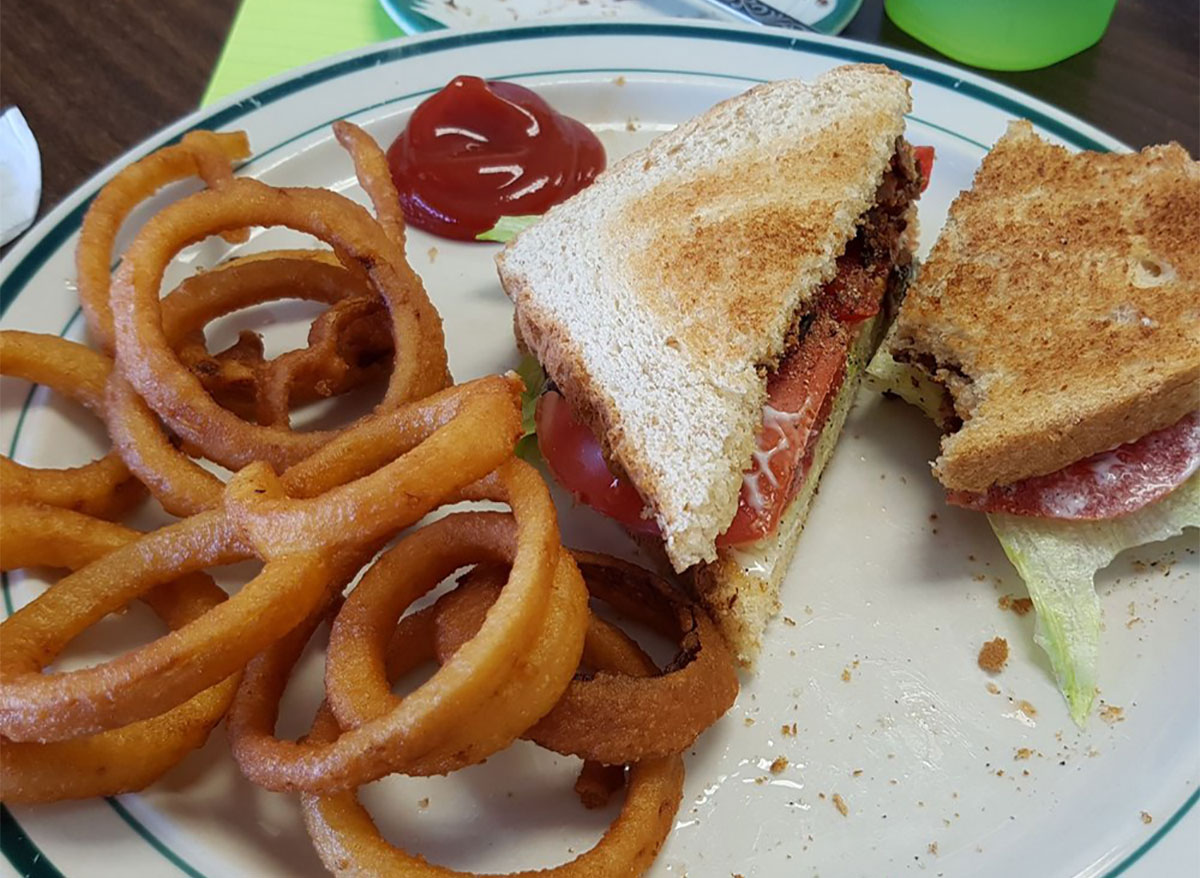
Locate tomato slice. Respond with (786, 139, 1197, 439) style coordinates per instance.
(536, 317, 850, 547)
(717, 315, 849, 547)
(535, 390, 659, 534)
(914, 145, 935, 194)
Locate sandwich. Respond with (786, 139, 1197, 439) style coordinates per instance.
(496, 65, 927, 664)
(869, 121, 1199, 722)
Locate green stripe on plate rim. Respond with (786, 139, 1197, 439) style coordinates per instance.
(0, 20, 1179, 878)
(0, 806, 65, 878)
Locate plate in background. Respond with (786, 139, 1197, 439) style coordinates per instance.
(378, 0, 863, 35)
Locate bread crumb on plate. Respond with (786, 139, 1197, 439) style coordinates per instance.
(998, 594, 1034, 615)
(978, 637, 1009, 672)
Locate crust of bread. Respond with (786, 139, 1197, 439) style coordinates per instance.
(891, 121, 1200, 492)
(498, 66, 911, 570)
(691, 307, 890, 665)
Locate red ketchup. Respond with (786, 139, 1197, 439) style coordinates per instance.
(386, 75, 606, 241)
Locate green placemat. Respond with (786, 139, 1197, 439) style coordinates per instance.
(202, 0, 402, 105)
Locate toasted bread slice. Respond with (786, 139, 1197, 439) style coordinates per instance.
(499, 66, 911, 570)
(890, 121, 1200, 493)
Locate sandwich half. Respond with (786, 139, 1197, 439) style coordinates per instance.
(497, 66, 925, 664)
(870, 120, 1200, 721)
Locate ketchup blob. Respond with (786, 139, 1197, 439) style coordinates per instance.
(386, 75, 606, 241)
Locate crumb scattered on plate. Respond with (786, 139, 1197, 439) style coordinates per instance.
(978, 637, 1009, 672)
(832, 793, 849, 816)
(1099, 704, 1125, 724)
(1141, 811, 1153, 824)
(998, 594, 1033, 615)
(770, 756, 788, 774)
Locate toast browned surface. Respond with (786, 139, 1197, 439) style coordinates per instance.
(498, 67, 911, 570)
(891, 121, 1200, 492)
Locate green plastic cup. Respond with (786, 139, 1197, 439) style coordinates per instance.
(884, 0, 1119, 71)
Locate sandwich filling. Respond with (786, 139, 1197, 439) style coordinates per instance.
(879, 353, 1200, 522)
(720, 140, 921, 546)
(945, 410, 1200, 519)
(877, 344, 1200, 522)
(537, 140, 924, 549)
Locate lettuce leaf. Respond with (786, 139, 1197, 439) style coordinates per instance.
(990, 474, 1199, 725)
(864, 348, 952, 427)
(513, 355, 547, 464)
(476, 215, 540, 243)
(866, 348, 1200, 723)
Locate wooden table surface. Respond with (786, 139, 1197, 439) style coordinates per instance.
(1, 0, 1196, 226)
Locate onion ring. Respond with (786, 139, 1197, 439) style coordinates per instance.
(324, 527, 588, 779)
(226, 461, 579, 793)
(332, 120, 409, 251)
(524, 552, 739, 764)
(0, 508, 330, 742)
(110, 157, 448, 473)
(223, 378, 523, 555)
(77, 130, 250, 353)
(0, 331, 144, 520)
(0, 375, 500, 740)
(108, 368, 518, 521)
(229, 534, 585, 787)
(112, 249, 380, 515)
(104, 373, 226, 518)
(191, 329, 266, 420)
(163, 117, 421, 430)
(432, 555, 737, 764)
(161, 250, 391, 426)
(252, 294, 392, 428)
(0, 504, 239, 803)
(299, 584, 684, 878)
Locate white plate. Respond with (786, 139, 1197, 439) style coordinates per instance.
(1, 20, 1196, 878)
